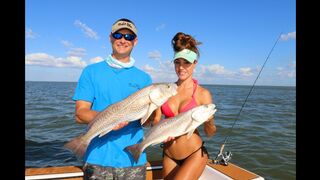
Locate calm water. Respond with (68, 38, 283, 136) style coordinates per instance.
(25, 81, 296, 180)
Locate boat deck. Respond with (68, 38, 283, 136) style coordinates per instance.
(25, 160, 264, 180)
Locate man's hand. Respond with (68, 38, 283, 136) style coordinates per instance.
(113, 121, 129, 131)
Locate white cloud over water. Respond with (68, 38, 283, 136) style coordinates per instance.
(26, 53, 87, 68)
(276, 60, 296, 78)
(202, 64, 234, 75)
(141, 50, 267, 84)
(239, 67, 254, 76)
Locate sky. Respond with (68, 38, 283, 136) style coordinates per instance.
(25, 0, 296, 86)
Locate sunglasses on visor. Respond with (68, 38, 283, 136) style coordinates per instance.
(112, 32, 136, 41)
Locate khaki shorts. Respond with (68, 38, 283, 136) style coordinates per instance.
(83, 163, 146, 180)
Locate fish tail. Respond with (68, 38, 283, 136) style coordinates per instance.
(64, 134, 88, 158)
(125, 144, 143, 163)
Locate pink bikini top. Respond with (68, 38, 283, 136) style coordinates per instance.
(161, 79, 198, 118)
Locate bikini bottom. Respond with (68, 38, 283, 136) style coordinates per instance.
(162, 141, 209, 166)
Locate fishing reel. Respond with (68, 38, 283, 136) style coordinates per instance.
(212, 144, 232, 166)
(213, 151, 232, 166)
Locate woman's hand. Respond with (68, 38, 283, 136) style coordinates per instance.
(113, 121, 129, 130)
(163, 136, 175, 143)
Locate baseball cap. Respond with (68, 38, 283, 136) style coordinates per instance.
(111, 19, 138, 36)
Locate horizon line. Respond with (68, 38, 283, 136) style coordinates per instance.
(25, 80, 296, 87)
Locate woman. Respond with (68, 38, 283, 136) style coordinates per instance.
(153, 32, 217, 180)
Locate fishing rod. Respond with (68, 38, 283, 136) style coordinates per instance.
(212, 32, 283, 165)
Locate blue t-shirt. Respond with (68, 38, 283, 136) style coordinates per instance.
(72, 60, 152, 167)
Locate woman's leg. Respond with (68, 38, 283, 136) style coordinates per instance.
(162, 154, 180, 180)
(173, 149, 208, 180)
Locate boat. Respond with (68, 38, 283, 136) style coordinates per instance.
(25, 159, 264, 180)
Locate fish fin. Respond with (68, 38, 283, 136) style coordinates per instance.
(191, 109, 203, 122)
(64, 134, 88, 158)
(140, 103, 157, 125)
(185, 110, 202, 138)
(125, 144, 142, 163)
(149, 88, 162, 106)
(186, 129, 196, 139)
(98, 129, 111, 138)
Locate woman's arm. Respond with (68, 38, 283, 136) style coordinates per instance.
(204, 116, 217, 137)
(198, 87, 217, 137)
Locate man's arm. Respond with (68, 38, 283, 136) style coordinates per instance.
(75, 100, 98, 124)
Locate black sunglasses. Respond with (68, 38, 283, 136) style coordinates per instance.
(112, 32, 136, 41)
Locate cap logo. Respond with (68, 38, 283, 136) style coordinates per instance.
(118, 22, 133, 28)
(112, 20, 137, 35)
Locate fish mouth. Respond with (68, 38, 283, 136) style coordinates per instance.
(205, 104, 216, 109)
(170, 83, 178, 95)
(205, 104, 217, 116)
(171, 83, 178, 89)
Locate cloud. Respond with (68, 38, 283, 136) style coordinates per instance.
(277, 67, 284, 71)
(61, 40, 87, 57)
(142, 53, 176, 82)
(142, 63, 177, 83)
(280, 31, 296, 41)
(141, 50, 294, 85)
(74, 20, 99, 39)
(195, 64, 256, 83)
(201, 64, 234, 75)
(67, 48, 86, 57)
(90, 56, 103, 64)
(148, 50, 162, 60)
(155, 23, 166, 31)
(276, 61, 296, 78)
(142, 52, 258, 84)
(143, 64, 156, 72)
(26, 28, 36, 39)
(147, 50, 171, 71)
(61, 40, 73, 48)
(288, 61, 296, 68)
(239, 67, 253, 76)
(25, 53, 87, 68)
(277, 69, 296, 78)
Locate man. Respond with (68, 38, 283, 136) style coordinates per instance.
(72, 18, 152, 180)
